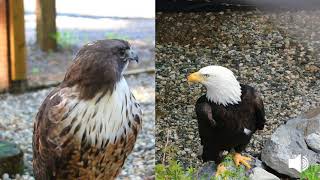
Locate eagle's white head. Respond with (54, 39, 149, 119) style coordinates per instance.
(187, 65, 242, 106)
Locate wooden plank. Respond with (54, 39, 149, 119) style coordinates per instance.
(36, 0, 57, 51)
(0, 0, 10, 92)
(8, 0, 27, 91)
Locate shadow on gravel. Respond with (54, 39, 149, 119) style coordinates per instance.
(157, 0, 320, 12)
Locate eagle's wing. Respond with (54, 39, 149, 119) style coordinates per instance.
(33, 87, 73, 179)
(254, 91, 265, 130)
(195, 97, 216, 145)
(196, 101, 216, 127)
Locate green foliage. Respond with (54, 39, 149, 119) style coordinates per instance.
(31, 67, 40, 75)
(301, 164, 320, 180)
(216, 154, 248, 180)
(155, 154, 250, 180)
(161, 144, 179, 162)
(105, 32, 129, 40)
(155, 160, 196, 180)
(51, 31, 78, 49)
(50, 31, 130, 49)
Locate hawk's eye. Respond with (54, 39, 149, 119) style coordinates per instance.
(203, 74, 210, 78)
(119, 48, 126, 58)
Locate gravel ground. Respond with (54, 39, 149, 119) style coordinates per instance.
(0, 73, 155, 180)
(156, 10, 320, 169)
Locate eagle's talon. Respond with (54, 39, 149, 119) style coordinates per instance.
(233, 153, 252, 169)
(215, 163, 226, 177)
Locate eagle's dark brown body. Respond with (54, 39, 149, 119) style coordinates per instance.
(195, 84, 265, 163)
(32, 40, 142, 180)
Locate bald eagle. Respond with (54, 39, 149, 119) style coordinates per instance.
(32, 39, 142, 180)
(187, 65, 265, 176)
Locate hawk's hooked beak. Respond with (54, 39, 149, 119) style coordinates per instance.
(127, 48, 139, 63)
(187, 72, 203, 84)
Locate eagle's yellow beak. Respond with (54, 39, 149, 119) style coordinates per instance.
(187, 72, 203, 83)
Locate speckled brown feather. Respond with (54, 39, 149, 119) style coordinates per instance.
(33, 88, 141, 180)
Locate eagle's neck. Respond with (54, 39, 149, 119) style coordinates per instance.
(63, 77, 141, 148)
(205, 78, 242, 106)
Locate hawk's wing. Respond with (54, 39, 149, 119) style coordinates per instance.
(32, 87, 74, 179)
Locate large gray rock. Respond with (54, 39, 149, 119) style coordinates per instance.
(261, 108, 320, 178)
(249, 167, 280, 180)
(0, 141, 24, 177)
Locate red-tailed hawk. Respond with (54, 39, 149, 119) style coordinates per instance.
(32, 39, 142, 180)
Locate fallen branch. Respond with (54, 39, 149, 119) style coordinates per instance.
(124, 68, 155, 75)
(1, 68, 155, 95)
(162, 129, 171, 164)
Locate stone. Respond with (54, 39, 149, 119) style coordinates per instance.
(249, 167, 280, 180)
(305, 133, 320, 153)
(2, 173, 9, 180)
(0, 141, 24, 177)
(261, 108, 320, 178)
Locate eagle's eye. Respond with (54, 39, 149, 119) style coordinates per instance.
(203, 74, 210, 78)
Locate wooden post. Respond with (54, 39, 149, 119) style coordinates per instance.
(36, 0, 57, 51)
(0, 0, 10, 92)
(8, 0, 27, 92)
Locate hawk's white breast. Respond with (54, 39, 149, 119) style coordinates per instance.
(55, 77, 142, 149)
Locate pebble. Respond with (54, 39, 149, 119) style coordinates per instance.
(2, 174, 9, 180)
(305, 133, 320, 153)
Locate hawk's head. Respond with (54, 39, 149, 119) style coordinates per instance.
(62, 39, 139, 99)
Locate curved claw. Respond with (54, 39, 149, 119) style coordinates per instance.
(233, 153, 252, 169)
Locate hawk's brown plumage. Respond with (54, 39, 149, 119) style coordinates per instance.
(33, 39, 142, 180)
